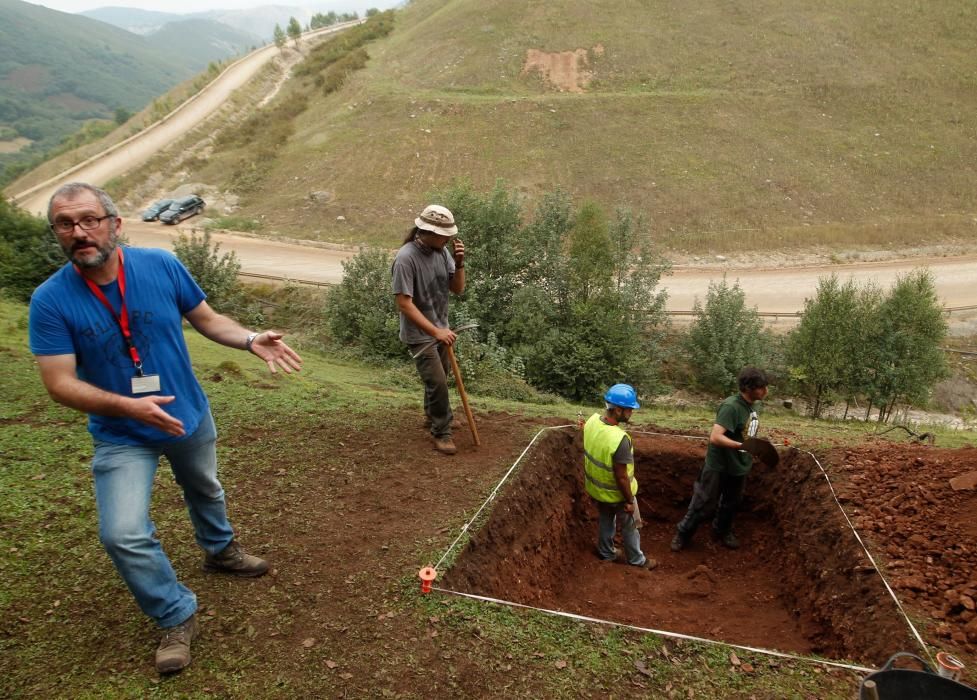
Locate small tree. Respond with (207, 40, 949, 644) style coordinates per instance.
(785, 275, 860, 418)
(172, 230, 240, 313)
(273, 24, 286, 50)
(868, 269, 949, 421)
(432, 180, 527, 338)
(287, 17, 302, 47)
(683, 275, 768, 396)
(324, 249, 402, 359)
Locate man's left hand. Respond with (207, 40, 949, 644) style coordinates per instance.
(250, 331, 303, 374)
(452, 238, 465, 267)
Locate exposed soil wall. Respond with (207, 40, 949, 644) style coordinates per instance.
(444, 427, 922, 666)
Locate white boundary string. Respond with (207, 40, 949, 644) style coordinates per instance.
(430, 586, 876, 674)
(430, 425, 935, 673)
(433, 424, 575, 571)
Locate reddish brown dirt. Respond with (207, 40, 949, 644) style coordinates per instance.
(7, 405, 976, 697)
(828, 441, 977, 662)
(445, 429, 977, 669)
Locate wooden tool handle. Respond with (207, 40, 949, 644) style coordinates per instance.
(447, 345, 480, 446)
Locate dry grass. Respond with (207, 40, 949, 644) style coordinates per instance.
(203, 0, 977, 252)
(20, 0, 977, 255)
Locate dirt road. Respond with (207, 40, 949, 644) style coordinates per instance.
(125, 221, 977, 323)
(10, 24, 358, 217)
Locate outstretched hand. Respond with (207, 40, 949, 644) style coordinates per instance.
(250, 331, 303, 374)
(128, 395, 185, 437)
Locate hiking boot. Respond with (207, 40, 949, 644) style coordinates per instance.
(638, 557, 659, 571)
(156, 614, 199, 674)
(670, 532, 689, 552)
(424, 417, 463, 430)
(202, 540, 269, 577)
(717, 531, 740, 550)
(434, 437, 457, 455)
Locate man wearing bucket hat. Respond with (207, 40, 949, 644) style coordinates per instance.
(583, 384, 657, 570)
(392, 204, 466, 455)
(671, 366, 769, 552)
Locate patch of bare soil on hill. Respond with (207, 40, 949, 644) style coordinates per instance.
(522, 45, 604, 92)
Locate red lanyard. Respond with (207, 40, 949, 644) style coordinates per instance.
(74, 248, 144, 375)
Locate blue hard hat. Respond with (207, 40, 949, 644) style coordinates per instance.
(604, 383, 640, 409)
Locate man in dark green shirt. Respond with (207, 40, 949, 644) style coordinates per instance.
(671, 367, 769, 551)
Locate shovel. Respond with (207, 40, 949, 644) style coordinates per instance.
(410, 324, 480, 447)
(741, 437, 780, 468)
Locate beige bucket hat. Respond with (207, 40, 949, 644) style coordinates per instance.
(415, 204, 458, 236)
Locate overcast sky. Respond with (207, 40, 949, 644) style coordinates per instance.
(32, 1, 391, 14)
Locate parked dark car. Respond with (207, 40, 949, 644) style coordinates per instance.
(159, 195, 205, 225)
(140, 198, 174, 222)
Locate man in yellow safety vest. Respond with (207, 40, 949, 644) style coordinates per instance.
(583, 384, 657, 570)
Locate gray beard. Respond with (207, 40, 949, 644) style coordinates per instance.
(63, 235, 117, 269)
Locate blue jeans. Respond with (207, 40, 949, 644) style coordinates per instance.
(595, 500, 646, 566)
(91, 412, 234, 628)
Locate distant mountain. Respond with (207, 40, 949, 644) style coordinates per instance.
(83, 7, 261, 63)
(146, 19, 261, 66)
(0, 0, 195, 183)
(80, 6, 183, 35)
(198, 6, 322, 42)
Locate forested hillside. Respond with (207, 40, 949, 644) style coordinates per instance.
(0, 0, 247, 184)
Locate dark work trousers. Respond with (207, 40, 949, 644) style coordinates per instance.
(409, 341, 454, 438)
(676, 466, 746, 537)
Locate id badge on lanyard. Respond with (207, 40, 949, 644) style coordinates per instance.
(75, 248, 162, 394)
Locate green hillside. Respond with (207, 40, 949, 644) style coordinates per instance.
(170, 0, 976, 253)
(0, 0, 197, 183)
(146, 18, 259, 67)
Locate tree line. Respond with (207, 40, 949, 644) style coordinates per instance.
(0, 181, 949, 420)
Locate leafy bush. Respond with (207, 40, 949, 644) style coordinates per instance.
(324, 248, 402, 360)
(0, 198, 62, 301)
(434, 183, 670, 402)
(172, 230, 241, 313)
(786, 271, 948, 421)
(682, 275, 771, 396)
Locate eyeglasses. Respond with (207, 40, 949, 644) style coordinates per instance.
(50, 215, 113, 234)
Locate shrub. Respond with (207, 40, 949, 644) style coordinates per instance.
(682, 275, 771, 396)
(172, 230, 240, 313)
(0, 198, 62, 301)
(324, 248, 403, 360)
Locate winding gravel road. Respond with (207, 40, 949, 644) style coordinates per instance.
(9, 21, 975, 326)
(124, 221, 977, 328)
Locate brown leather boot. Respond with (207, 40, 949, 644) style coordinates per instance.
(202, 540, 269, 577)
(156, 614, 199, 674)
(433, 436, 457, 455)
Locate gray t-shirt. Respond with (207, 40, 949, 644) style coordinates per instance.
(600, 416, 634, 464)
(391, 240, 456, 344)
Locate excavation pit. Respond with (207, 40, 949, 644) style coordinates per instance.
(444, 428, 916, 666)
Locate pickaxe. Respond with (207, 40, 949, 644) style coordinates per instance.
(410, 323, 480, 446)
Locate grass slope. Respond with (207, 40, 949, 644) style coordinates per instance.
(2, 294, 973, 697)
(187, 0, 977, 253)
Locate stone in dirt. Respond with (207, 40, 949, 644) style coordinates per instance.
(949, 470, 977, 491)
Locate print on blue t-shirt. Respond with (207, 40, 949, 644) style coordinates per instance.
(28, 246, 210, 445)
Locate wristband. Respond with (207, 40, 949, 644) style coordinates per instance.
(245, 332, 259, 353)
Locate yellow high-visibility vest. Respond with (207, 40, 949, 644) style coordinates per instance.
(582, 413, 637, 503)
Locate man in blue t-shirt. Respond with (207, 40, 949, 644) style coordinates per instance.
(28, 182, 303, 674)
(671, 367, 768, 552)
